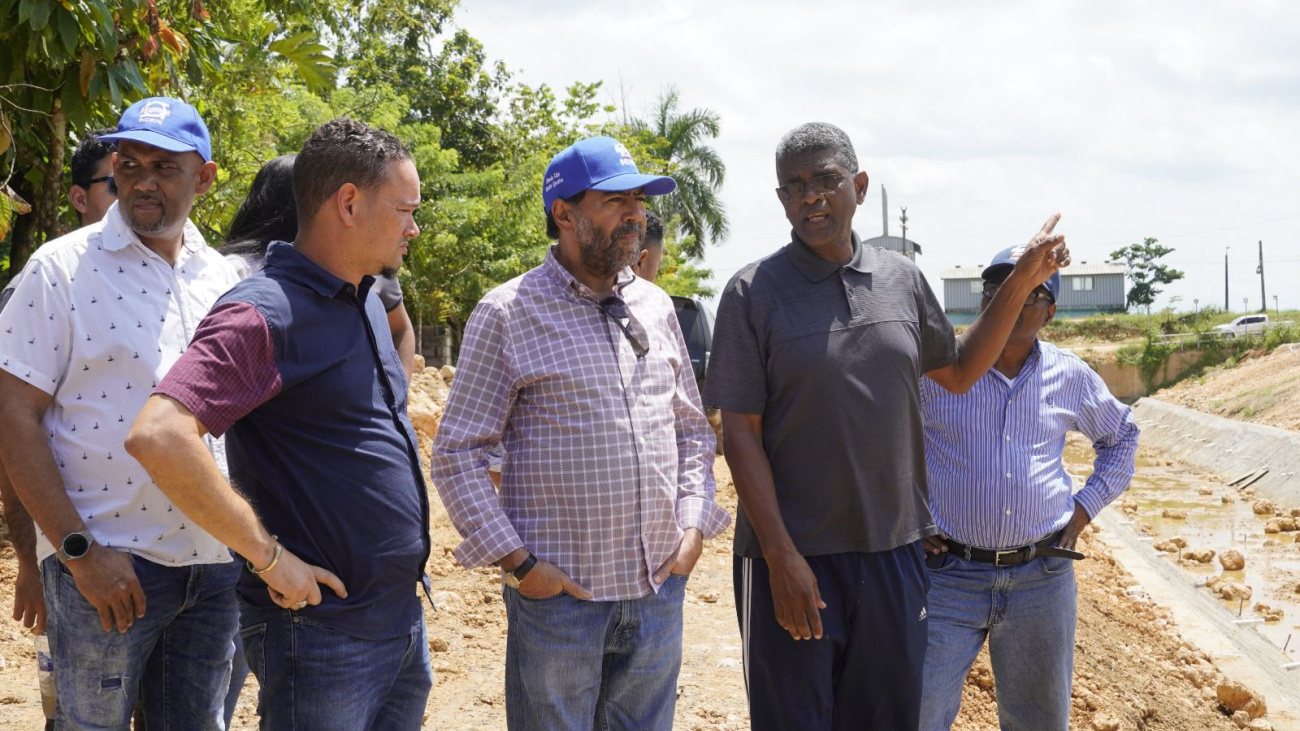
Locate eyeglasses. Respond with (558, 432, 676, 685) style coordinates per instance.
(599, 296, 648, 359)
(981, 281, 1054, 307)
(81, 175, 117, 196)
(775, 173, 846, 202)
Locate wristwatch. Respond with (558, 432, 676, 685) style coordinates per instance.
(55, 530, 96, 565)
(502, 553, 538, 589)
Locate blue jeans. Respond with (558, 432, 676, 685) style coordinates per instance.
(239, 604, 431, 730)
(41, 554, 240, 730)
(223, 632, 247, 727)
(502, 573, 687, 731)
(919, 552, 1077, 731)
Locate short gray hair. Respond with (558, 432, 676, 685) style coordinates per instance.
(774, 122, 858, 175)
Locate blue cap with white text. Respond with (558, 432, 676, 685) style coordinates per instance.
(542, 136, 676, 212)
(982, 245, 1061, 302)
(100, 97, 212, 162)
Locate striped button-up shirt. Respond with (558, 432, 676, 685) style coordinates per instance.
(431, 247, 730, 601)
(920, 340, 1138, 549)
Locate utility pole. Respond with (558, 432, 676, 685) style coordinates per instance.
(1224, 246, 1230, 312)
(899, 207, 910, 259)
(1257, 240, 1266, 314)
(882, 186, 889, 237)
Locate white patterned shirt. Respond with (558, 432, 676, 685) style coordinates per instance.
(431, 247, 730, 601)
(0, 202, 239, 566)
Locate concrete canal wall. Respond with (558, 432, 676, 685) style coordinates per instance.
(1133, 398, 1300, 505)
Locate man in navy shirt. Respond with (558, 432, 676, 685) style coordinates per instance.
(918, 246, 1138, 730)
(127, 118, 432, 729)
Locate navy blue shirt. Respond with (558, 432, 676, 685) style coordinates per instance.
(158, 241, 430, 639)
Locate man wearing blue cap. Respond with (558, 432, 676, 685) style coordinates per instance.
(433, 136, 730, 729)
(0, 96, 242, 729)
(917, 248, 1139, 731)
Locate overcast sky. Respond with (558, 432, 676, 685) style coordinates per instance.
(461, 0, 1300, 314)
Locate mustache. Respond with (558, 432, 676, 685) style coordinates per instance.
(610, 221, 644, 242)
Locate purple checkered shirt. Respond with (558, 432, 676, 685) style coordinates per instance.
(431, 247, 729, 600)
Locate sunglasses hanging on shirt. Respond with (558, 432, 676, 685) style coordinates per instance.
(598, 296, 648, 359)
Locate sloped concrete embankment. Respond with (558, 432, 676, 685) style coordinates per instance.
(1133, 397, 1300, 511)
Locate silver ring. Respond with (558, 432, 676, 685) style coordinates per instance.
(292, 600, 307, 610)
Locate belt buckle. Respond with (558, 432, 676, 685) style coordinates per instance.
(994, 549, 1018, 566)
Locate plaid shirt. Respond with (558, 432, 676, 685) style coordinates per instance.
(431, 247, 729, 601)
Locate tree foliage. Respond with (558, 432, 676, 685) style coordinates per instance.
(0, 0, 339, 275)
(653, 216, 715, 298)
(1110, 237, 1185, 313)
(631, 87, 728, 259)
(2, 0, 720, 343)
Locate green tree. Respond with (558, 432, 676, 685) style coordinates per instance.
(0, 0, 337, 280)
(631, 87, 727, 259)
(1110, 237, 1185, 314)
(653, 216, 714, 298)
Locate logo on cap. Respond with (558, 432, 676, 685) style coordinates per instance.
(614, 143, 635, 167)
(1007, 244, 1027, 261)
(138, 100, 172, 125)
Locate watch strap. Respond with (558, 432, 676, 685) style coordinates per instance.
(512, 553, 538, 582)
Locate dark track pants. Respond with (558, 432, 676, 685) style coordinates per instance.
(735, 544, 929, 730)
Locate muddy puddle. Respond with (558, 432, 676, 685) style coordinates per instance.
(1065, 435, 1300, 663)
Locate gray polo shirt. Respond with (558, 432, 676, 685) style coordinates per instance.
(704, 232, 957, 557)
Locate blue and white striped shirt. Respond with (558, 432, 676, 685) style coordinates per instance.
(920, 340, 1138, 549)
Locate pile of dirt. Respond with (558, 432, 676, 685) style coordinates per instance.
(0, 357, 1276, 729)
(1157, 346, 1300, 432)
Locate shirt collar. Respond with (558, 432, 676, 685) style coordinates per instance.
(264, 240, 362, 300)
(541, 245, 636, 303)
(99, 202, 206, 256)
(785, 230, 876, 283)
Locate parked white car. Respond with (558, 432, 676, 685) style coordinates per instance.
(1213, 314, 1271, 337)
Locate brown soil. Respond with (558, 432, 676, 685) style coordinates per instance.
(1156, 345, 1300, 432)
(0, 361, 1271, 729)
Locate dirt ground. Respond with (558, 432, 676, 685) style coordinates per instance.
(0, 361, 1281, 729)
(0, 462, 1266, 730)
(1157, 345, 1300, 432)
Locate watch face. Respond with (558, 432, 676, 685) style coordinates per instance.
(63, 533, 91, 558)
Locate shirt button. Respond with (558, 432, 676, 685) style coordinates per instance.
(1004, 434, 1011, 441)
(1005, 509, 1012, 515)
(1005, 472, 1012, 478)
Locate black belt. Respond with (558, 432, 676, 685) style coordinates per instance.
(942, 534, 1085, 566)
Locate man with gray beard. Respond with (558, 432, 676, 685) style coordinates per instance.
(432, 136, 729, 730)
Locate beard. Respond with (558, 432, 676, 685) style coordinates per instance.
(122, 194, 168, 235)
(380, 265, 398, 279)
(574, 211, 643, 280)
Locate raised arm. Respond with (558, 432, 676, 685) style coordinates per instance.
(926, 213, 1071, 393)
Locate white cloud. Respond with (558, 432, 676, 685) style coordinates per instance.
(461, 0, 1300, 313)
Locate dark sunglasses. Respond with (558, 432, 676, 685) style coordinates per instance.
(81, 175, 117, 196)
(599, 296, 648, 359)
(981, 281, 1054, 307)
(775, 173, 847, 203)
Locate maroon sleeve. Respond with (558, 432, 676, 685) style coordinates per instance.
(155, 301, 282, 437)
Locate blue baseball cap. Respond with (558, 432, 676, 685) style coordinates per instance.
(543, 136, 676, 213)
(99, 97, 212, 162)
(982, 245, 1061, 302)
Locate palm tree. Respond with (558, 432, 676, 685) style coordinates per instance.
(633, 88, 728, 259)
